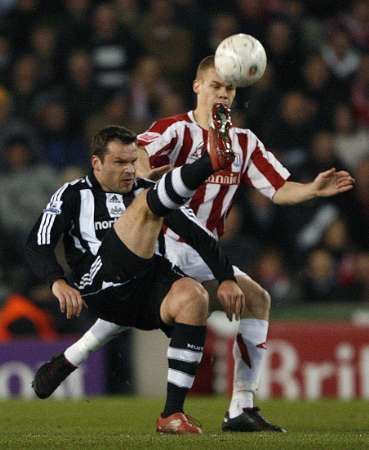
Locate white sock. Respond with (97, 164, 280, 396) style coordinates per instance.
(229, 319, 268, 417)
(64, 319, 129, 366)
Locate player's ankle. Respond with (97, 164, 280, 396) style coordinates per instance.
(232, 389, 254, 409)
(161, 409, 184, 418)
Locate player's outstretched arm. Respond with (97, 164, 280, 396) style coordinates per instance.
(52, 279, 88, 319)
(272, 168, 355, 205)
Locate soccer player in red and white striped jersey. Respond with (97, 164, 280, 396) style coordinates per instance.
(134, 56, 353, 431)
(59, 56, 354, 432)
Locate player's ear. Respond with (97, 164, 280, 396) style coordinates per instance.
(193, 79, 200, 94)
(91, 154, 102, 171)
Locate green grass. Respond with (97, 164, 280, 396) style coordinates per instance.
(0, 397, 368, 449)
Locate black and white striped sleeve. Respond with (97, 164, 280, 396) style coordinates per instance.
(25, 183, 77, 287)
(164, 206, 236, 283)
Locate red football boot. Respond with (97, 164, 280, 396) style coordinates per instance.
(156, 412, 203, 434)
(207, 103, 234, 170)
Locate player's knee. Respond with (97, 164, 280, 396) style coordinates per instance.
(171, 278, 209, 316)
(190, 282, 209, 314)
(252, 285, 271, 315)
(238, 276, 271, 317)
(260, 288, 271, 313)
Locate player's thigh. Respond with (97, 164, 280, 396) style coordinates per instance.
(99, 226, 155, 281)
(113, 189, 163, 259)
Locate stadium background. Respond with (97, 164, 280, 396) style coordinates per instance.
(0, 0, 368, 400)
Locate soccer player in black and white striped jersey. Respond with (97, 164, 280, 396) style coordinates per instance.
(27, 124, 244, 434)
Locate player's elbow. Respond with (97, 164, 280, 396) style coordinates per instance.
(24, 240, 36, 269)
(271, 189, 285, 205)
(272, 185, 295, 205)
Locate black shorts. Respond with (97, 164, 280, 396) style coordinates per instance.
(75, 228, 183, 334)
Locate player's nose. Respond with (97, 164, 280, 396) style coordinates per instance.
(125, 164, 135, 174)
(218, 89, 229, 100)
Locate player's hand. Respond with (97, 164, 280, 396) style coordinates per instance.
(52, 279, 88, 319)
(146, 164, 172, 181)
(313, 168, 355, 197)
(217, 280, 245, 321)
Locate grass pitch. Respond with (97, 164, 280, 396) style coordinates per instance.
(0, 397, 368, 450)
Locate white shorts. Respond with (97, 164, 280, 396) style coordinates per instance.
(164, 235, 247, 282)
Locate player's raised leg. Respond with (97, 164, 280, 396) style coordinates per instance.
(112, 145, 233, 259)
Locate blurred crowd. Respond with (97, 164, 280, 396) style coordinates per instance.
(0, 0, 368, 337)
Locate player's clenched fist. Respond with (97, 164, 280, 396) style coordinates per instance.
(52, 279, 88, 319)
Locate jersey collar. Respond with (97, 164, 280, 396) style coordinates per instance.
(86, 169, 101, 190)
(188, 110, 208, 132)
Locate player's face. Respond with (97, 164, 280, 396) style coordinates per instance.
(194, 67, 236, 113)
(92, 139, 138, 193)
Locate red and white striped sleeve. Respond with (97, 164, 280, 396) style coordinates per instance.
(136, 116, 182, 167)
(241, 131, 290, 199)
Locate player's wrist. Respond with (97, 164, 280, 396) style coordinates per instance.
(309, 182, 320, 199)
(51, 277, 68, 290)
(218, 276, 237, 284)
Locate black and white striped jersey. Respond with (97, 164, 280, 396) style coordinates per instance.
(25, 170, 235, 288)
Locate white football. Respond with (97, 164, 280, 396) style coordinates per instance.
(215, 33, 267, 87)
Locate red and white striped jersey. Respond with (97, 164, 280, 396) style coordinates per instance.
(137, 111, 290, 238)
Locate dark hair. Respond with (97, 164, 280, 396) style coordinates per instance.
(195, 55, 215, 79)
(90, 125, 137, 160)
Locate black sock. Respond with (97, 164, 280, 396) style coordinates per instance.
(162, 322, 206, 417)
(180, 152, 213, 190)
(146, 153, 213, 217)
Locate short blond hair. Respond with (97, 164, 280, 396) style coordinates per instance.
(195, 55, 215, 80)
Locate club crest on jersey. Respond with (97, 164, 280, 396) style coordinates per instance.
(233, 153, 241, 168)
(106, 193, 125, 218)
(43, 200, 63, 215)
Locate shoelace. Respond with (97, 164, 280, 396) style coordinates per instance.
(245, 407, 273, 425)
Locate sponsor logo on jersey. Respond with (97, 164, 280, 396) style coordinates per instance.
(137, 131, 161, 143)
(95, 219, 116, 230)
(106, 193, 125, 218)
(43, 200, 63, 215)
(206, 172, 241, 185)
(109, 194, 121, 203)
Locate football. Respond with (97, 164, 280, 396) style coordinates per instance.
(215, 33, 267, 87)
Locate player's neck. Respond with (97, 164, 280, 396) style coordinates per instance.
(193, 107, 210, 130)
